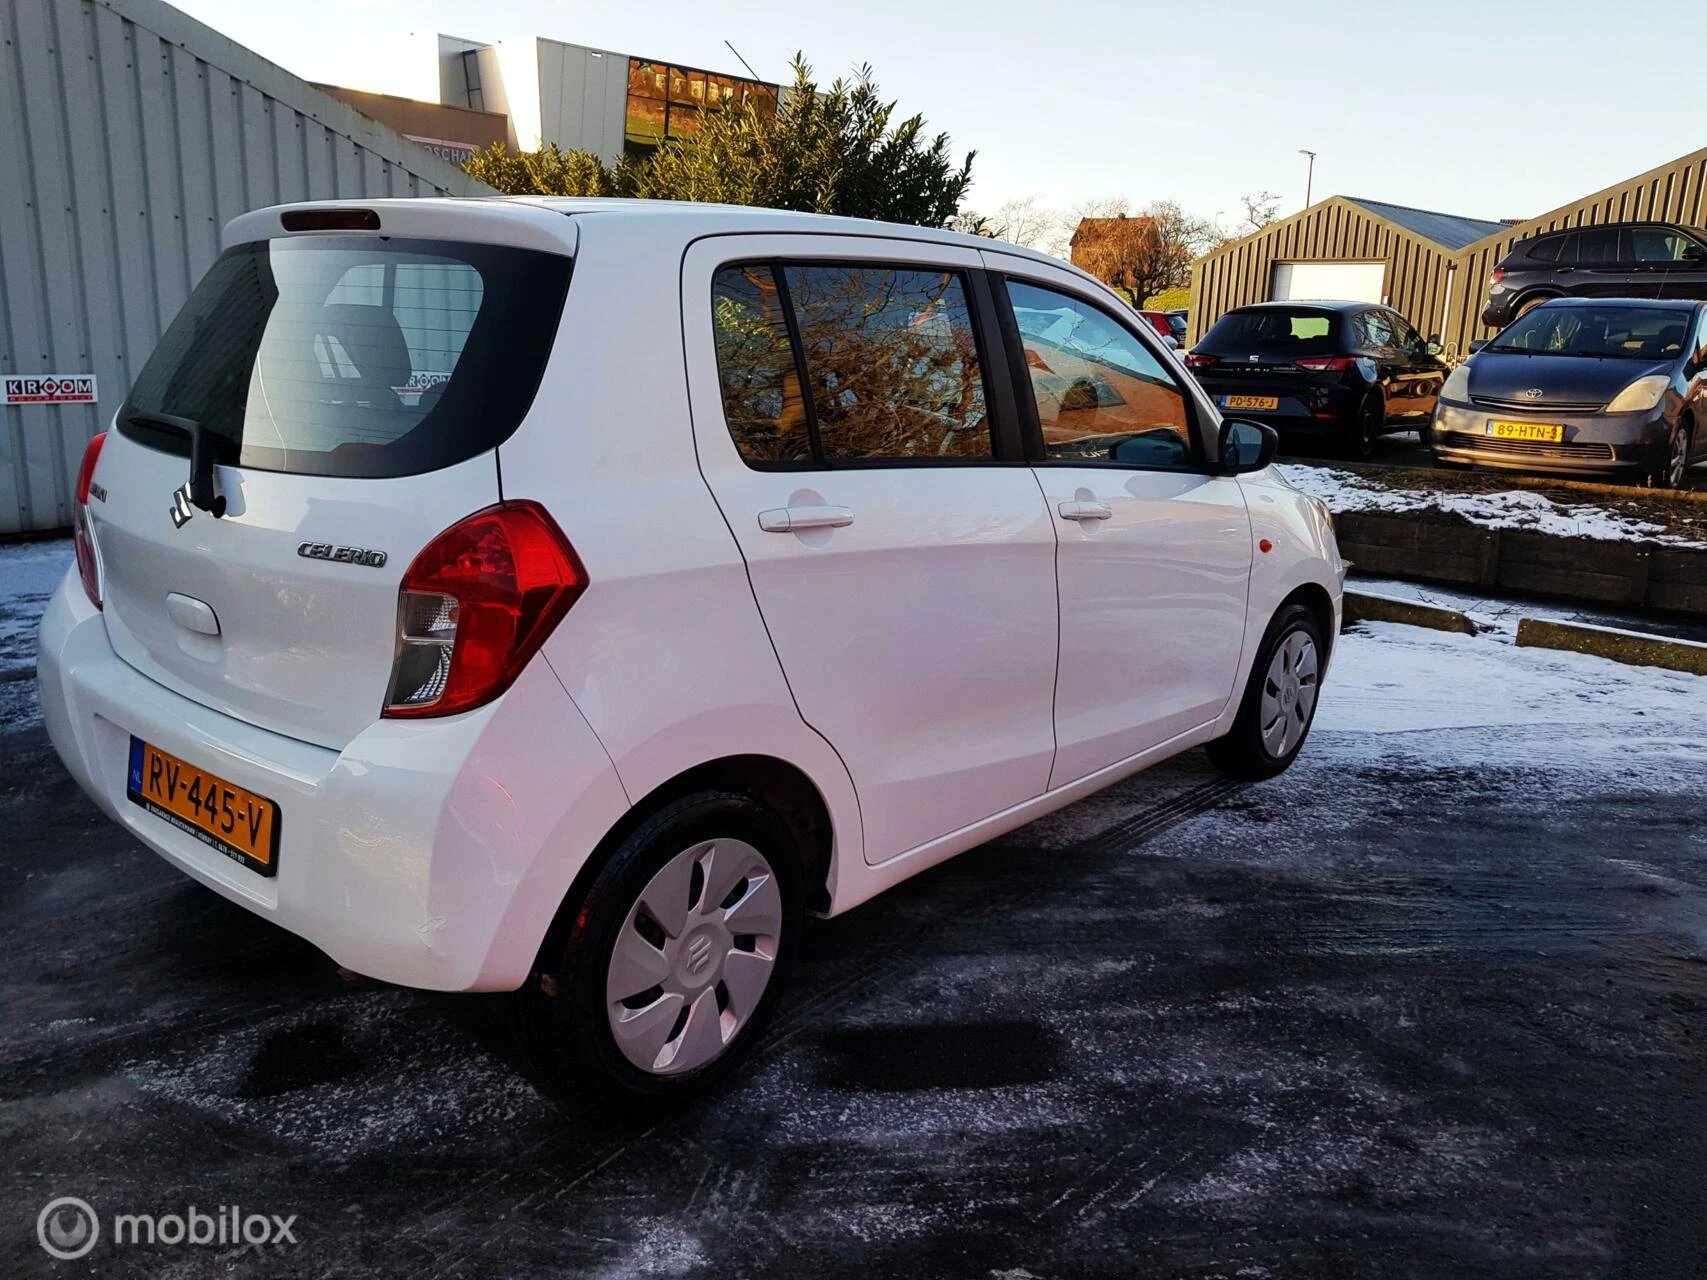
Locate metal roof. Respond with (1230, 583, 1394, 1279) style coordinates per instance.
(1343, 197, 1512, 251)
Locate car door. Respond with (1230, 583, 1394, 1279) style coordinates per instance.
(1575, 227, 1627, 298)
(1387, 311, 1444, 418)
(1629, 226, 1707, 300)
(682, 236, 1060, 866)
(1355, 309, 1407, 418)
(985, 252, 1253, 787)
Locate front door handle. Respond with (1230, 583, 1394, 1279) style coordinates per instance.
(758, 504, 855, 533)
(1057, 499, 1112, 522)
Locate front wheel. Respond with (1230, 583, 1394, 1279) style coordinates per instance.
(1207, 603, 1325, 780)
(1647, 424, 1692, 490)
(521, 791, 802, 1103)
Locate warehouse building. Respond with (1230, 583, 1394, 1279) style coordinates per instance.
(0, 0, 489, 536)
(1189, 146, 1707, 358)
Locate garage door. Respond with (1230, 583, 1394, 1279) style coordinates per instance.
(1271, 261, 1386, 303)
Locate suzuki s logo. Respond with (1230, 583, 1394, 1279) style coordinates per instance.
(685, 934, 714, 976)
(1521, 388, 1545, 399)
(297, 542, 388, 568)
(169, 484, 194, 529)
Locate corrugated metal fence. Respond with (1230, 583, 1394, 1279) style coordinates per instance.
(0, 0, 491, 536)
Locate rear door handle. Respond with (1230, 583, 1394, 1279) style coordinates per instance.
(1057, 500, 1112, 522)
(758, 504, 855, 533)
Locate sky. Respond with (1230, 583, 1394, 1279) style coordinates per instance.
(173, 0, 1706, 235)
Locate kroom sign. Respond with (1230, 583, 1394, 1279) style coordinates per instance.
(4, 374, 98, 405)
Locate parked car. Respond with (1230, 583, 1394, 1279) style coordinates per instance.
(1481, 222, 1707, 329)
(1136, 308, 1176, 344)
(1184, 300, 1448, 458)
(1428, 297, 1706, 487)
(38, 198, 1343, 1101)
(1165, 308, 1189, 345)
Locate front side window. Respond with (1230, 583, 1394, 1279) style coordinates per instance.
(1005, 280, 1198, 471)
(1629, 227, 1696, 263)
(783, 264, 992, 461)
(119, 236, 570, 478)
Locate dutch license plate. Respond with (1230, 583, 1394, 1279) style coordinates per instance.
(1223, 395, 1280, 411)
(1488, 419, 1564, 443)
(126, 738, 280, 875)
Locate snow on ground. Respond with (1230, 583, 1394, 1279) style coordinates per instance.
(0, 537, 70, 731)
(1280, 462, 1707, 548)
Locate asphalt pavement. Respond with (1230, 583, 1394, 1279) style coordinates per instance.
(4, 615, 1706, 1279)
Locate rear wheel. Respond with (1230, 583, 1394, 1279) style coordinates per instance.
(1207, 603, 1325, 780)
(521, 792, 801, 1103)
(1342, 396, 1382, 460)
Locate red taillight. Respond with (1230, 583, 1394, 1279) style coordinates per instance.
(1184, 352, 1218, 368)
(73, 431, 106, 608)
(1491, 267, 1506, 284)
(1295, 356, 1356, 372)
(383, 501, 587, 718)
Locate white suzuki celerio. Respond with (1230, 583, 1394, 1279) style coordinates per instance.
(39, 198, 1343, 1100)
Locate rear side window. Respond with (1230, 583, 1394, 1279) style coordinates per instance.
(1199, 308, 1339, 356)
(709, 262, 993, 466)
(1576, 227, 1619, 264)
(120, 236, 571, 479)
(1524, 236, 1562, 263)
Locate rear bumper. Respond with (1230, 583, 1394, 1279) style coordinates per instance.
(1426, 401, 1668, 477)
(37, 573, 629, 991)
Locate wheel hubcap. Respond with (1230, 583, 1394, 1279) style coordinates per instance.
(1668, 432, 1688, 487)
(1259, 630, 1320, 757)
(606, 838, 782, 1075)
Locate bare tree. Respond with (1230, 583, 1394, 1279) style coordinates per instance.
(950, 195, 1056, 250)
(1071, 200, 1215, 305)
(1239, 190, 1283, 234)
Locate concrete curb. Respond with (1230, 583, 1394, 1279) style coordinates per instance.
(1330, 457, 1707, 507)
(1515, 618, 1707, 675)
(1343, 590, 1478, 635)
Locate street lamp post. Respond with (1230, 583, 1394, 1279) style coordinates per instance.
(1299, 149, 1317, 209)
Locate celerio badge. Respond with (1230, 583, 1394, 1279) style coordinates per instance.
(297, 542, 388, 568)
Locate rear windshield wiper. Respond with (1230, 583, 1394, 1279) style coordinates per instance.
(125, 411, 227, 519)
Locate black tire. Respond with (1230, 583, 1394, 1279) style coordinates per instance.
(519, 791, 803, 1105)
(1647, 423, 1692, 490)
(1341, 395, 1382, 460)
(1207, 603, 1326, 781)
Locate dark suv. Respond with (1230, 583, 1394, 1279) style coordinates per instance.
(1481, 222, 1707, 328)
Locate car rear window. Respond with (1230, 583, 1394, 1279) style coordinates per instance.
(1198, 308, 1339, 356)
(119, 236, 571, 479)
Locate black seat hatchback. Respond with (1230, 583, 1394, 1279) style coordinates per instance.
(1481, 222, 1707, 328)
(1185, 300, 1446, 459)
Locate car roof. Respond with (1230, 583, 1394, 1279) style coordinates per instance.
(1532, 220, 1689, 234)
(1541, 295, 1700, 311)
(1225, 300, 1374, 314)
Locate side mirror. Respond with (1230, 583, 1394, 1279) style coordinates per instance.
(1469, 338, 1488, 354)
(1218, 419, 1279, 475)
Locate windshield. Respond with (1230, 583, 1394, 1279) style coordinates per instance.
(1487, 305, 1690, 360)
(1198, 308, 1339, 356)
(119, 236, 571, 478)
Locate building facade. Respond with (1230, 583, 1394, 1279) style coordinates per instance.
(1191, 147, 1707, 358)
(0, 0, 490, 536)
(366, 33, 781, 165)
